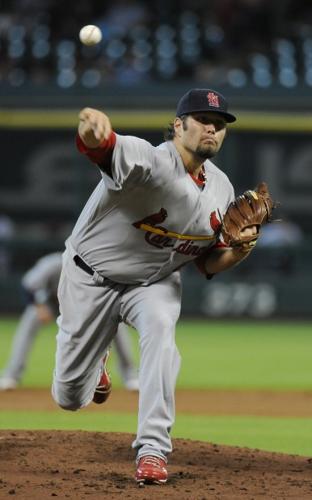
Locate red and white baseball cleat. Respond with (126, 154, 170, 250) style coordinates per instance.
(135, 455, 168, 485)
(93, 352, 112, 404)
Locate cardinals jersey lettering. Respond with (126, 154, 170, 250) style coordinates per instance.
(70, 136, 234, 284)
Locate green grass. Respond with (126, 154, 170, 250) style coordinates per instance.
(1, 410, 312, 456)
(176, 320, 312, 390)
(1, 317, 312, 456)
(1, 318, 312, 390)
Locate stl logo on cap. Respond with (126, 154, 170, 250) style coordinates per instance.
(207, 92, 220, 108)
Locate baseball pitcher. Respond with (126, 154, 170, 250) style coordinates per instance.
(51, 88, 275, 484)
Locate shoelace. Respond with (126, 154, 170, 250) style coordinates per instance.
(140, 456, 165, 468)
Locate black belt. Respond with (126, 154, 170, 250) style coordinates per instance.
(73, 255, 94, 276)
(73, 255, 125, 291)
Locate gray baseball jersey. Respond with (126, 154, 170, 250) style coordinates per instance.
(70, 137, 234, 283)
(22, 252, 62, 306)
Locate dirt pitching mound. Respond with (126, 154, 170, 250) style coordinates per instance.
(1, 430, 312, 499)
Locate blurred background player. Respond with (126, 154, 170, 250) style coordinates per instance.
(0, 214, 16, 277)
(0, 252, 139, 391)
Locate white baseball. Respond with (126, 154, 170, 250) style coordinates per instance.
(79, 25, 102, 46)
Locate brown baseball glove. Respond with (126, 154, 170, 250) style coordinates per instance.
(221, 182, 276, 251)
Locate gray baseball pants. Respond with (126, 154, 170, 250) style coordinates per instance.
(52, 247, 182, 460)
(1, 306, 137, 387)
(1, 305, 40, 382)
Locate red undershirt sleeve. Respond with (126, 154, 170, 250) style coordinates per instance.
(76, 131, 117, 175)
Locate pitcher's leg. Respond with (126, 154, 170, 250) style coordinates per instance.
(52, 324, 116, 410)
(51, 251, 122, 411)
(134, 314, 181, 459)
(113, 323, 138, 389)
(121, 272, 182, 460)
